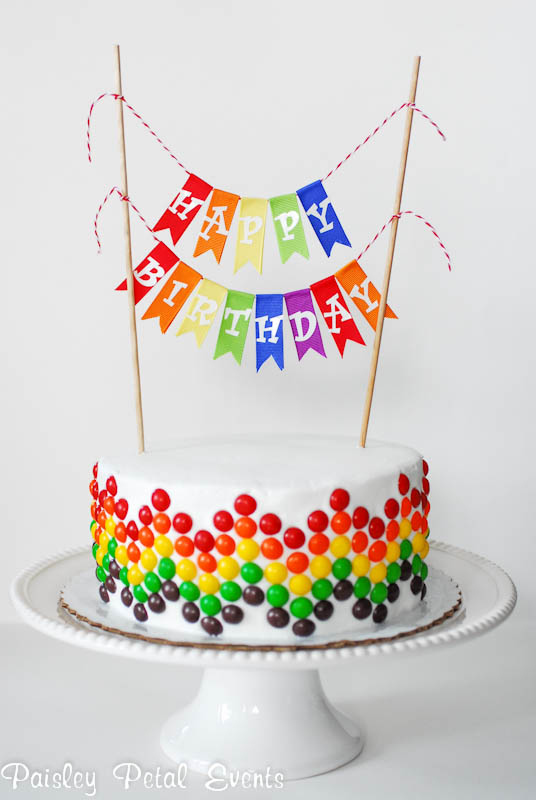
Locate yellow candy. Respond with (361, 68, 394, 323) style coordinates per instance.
(310, 555, 332, 579)
(154, 535, 173, 558)
(218, 556, 239, 580)
(105, 517, 116, 536)
(140, 548, 157, 572)
(289, 574, 312, 596)
(412, 532, 426, 554)
(176, 558, 196, 581)
(330, 535, 351, 558)
(265, 562, 288, 584)
(199, 573, 220, 595)
(95, 546, 105, 566)
(399, 519, 411, 539)
(99, 531, 109, 549)
(386, 541, 400, 563)
(352, 554, 370, 577)
(421, 540, 430, 559)
(115, 545, 128, 566)
(127, 565, 143, 585)
(237, 539, 260, 562)
(370, 562, 387, 584)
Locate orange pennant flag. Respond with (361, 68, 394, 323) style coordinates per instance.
(335, 260, 397, 331)
(141, 261, 202, 333)
(193, 189, 240, 263)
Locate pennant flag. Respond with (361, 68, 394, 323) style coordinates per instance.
(214, 290, 255, 364)
(255, 294, 284, 371)
(141, 261, 202, 333)
(335, 260, 397, 330)
(269, 194, 309, 263)
(116, 242, 179, 304)
(296, 180, 351, 257)
(176, 278, 226, 347)
(310, 275, 365, 355)
(193, 189, 240, 263)
(153, 174, 213, 245)
(234, 198, 268, 273)
(284, 289, 326, 361)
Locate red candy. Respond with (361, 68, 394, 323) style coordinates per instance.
(98, 489, 107, 507)
(386, 520, 399, 541)
(175, 536, 194, 557)
(384, 498, 400, 519)
(139, 506, 153, 525)
(261, 537, 283, 560)
(369, 517, 385, 539)
(92, 463, 98, 479)
(353, 507, 369, 529)
(103, 496, 115, 515)
(173, 513, 193, 534)
(213, 510, 234, 532)
(369, 541, 387, 562)
(127, 520, 139, 541)
(153, 513, 171, 534)
(411, 511, 422, 531)
(260, 513, 282, 535)
(308, 533, 330, 554)
(215, 534, 235, 556)
(89, 480, 99, 500)
(127, 542, 140, 563)
(352, 531, 368, 553)
(330, 488, 350, 511)
(398, 474, 410, 495)
(139, 526, 154, 548)
(284, 527, 305, 549)
(423, 459, 429, 476)
(234, 494, 257, 516)
(115, 498, 129, 520)
(151, 488, 170, 512)
(287, 552, 309, 573)
(194, 530, 215, 552)
(106, 476, 117, 497)
(422, 477, 430, 495)
(411, 488, 421, 508)
(307, 510, 329, 532)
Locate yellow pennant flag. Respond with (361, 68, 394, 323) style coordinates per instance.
(234, 198, 268, 274)
(176, 279, 227, 347)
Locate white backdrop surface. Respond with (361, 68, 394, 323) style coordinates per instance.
(2, 2, 534, 632)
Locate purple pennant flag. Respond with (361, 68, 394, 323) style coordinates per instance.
(284, 289, 326, 361)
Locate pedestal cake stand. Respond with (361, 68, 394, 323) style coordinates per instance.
(11, 540, 516, 780)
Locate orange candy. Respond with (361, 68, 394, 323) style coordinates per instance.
(287, 552, 309, 574)
(352, 531, 368, 553)
(235, 517, 257, 538)
(411, 511, 422, 531)
(368, 540, 387, 562)
(331, 511, 351, 534)
(215, 534, 235, 556)
(308, 533, 330, 554)
(103, 496, 115, 515)
(154, 513, 171, 534)
(115, 522, 127, 543)
(261, 537, 283, 560)
(90, 502, 97, 521)
(386, 520, 400, 541)
(175, 536, 194, 557)
(401, 498, 412, 518)
(198, 552, 217, 573)
(93, 526, 101, 543)
(98, 510, 107, 528)
(139, 526, 155, 548)
(127, 542, 140, 563)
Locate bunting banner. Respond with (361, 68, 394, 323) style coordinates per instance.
(284, 289, 326, 361)
(255, 294, 285, 371)
(269, 194, 309, 263)
(153, 174, 213, 245)
(141, 261, 202, 332)
(214, 290, 255, 364)
(310, 275, 365, 355)
(297, 180, 352, 257)
(116, 242, 179, 304)
(335, 259, 397, 330)
(193, 189, 240, 263)
(176, 278, 226, 347)
(234, 198, 268, 274)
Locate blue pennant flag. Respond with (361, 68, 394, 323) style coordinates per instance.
(255, 294, 284, 372)
(296, 180, 351, 257)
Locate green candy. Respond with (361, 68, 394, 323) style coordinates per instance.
(371, 582, 388, 604)
(102, 553, 110, 572)
(267, 584, 289, 607)
(96, 566, 107, 583)
(354, 576, 371, 598)
(108, 537, 117, 557)
(180, 581, 200, 602)
(133, 585, 148, 603)
(220, 581, 242, 602)
(120, 566, 129, 587)
(421, 562, 428, 581)
(386, 562, 401, 584)
(158, 557, 176, 581)
(92, 543, 98, 559)
(241, 562, 263, 584)
(412, 555, 422, 575)
(144, 572, 161, 594)
(200, 595, 221, 616)
(312, 578, 333, 600)
(400, 539, 412, 560)
(332, 558, 352, 580)
(290, 597, 313, 619)
(90, 520, 96, 533)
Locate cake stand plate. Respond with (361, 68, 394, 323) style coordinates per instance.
(11, 541, 516, 780)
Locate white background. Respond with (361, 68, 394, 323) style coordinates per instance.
(1, 0, 535, 797)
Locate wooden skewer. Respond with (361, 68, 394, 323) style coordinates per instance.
(114, 44, 145, 453)
(359, 56, 421, 447)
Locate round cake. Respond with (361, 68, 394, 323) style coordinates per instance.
(89, 435, 431, 643)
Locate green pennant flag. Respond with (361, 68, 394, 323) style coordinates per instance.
(213, 290, 255, 364)
(269, 194, 310, 263)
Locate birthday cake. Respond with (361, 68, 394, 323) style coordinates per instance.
(89, 435, 431, 643)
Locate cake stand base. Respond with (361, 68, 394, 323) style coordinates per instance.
(160, 667, 361, 779)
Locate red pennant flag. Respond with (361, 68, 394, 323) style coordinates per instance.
(153, 174, 213, 245)
(310, 275, 365, 356)
(116, 242, 179, 304)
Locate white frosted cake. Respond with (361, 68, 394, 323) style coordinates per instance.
(89, 435, 431, 643)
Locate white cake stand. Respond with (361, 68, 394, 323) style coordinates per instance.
(11, 541, 516, 780)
